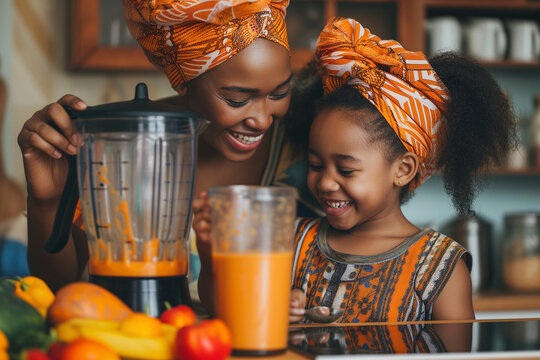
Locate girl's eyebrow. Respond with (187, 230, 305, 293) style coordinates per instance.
(308, 149, 361, 162)
(335, 154, 361, 162)
(219, 74, 293, 94)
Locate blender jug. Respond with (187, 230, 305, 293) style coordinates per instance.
(45, 83, 208, 315)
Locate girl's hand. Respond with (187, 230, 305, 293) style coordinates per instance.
(192, 191, 212, 260)
(290, 288, 306, 323)
(17, 95, 86, 203)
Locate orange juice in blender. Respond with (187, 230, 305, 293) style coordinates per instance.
(209, 186, 297, 356)
(45, 83, 208, 316)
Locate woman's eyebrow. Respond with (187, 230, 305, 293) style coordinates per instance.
(219, 74, 293, 94)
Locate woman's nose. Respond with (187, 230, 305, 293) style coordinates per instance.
(245, 98, 273, 131)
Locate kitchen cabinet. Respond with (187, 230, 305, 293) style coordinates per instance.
(287, 0, 540, 69)
(70, 0, 540, 71)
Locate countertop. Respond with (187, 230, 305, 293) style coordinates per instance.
(230, 318, 540, 359)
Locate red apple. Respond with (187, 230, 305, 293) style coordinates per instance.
(159, 304, 197, 329)
(175, 319, 232, 360)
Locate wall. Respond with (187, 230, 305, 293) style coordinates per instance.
(0, 0, 175, 188)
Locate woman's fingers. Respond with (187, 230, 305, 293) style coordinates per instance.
(20, 115, 75, 157)
(19, 128, 63, 159)
(18, 96, 87, 158)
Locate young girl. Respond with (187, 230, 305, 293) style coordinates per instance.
(287, 17, 515, 322)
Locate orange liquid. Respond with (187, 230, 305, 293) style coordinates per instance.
(213, 252, 293, 352)
(85, 173, 188, 277)
(89, 238, 187, 277)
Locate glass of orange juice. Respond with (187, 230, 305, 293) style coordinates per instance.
(209, 185, 298, 356)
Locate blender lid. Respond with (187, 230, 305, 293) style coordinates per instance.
(67, 83, 201, 120)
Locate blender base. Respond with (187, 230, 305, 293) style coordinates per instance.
(89, 275, 192, 317)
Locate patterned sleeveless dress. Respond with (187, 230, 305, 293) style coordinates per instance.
(292, 218, 471, 323)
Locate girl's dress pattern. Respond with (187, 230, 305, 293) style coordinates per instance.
(292, 323, 447, 354)
(292, 218, 471, 323)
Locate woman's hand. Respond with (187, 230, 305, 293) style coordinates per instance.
(290, 288, 306, 323)
(17, 95, 86, 204)
(192, 191, 215, 314)
(192, 191, 212, 260)
(19, 96, 89, 291)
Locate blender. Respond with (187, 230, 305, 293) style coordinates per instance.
(45, 83, 208, 316)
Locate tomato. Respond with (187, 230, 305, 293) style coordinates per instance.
(160, 305, 197, 329)
(60, 339, 120, 360)
(24, 349, 51, 360)
(175, 319, 232, 360)
(47, 342, 66, 360)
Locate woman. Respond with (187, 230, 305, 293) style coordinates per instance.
(17, 0, 319, 292)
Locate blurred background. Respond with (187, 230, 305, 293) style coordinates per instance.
(0, 0, 538, 318)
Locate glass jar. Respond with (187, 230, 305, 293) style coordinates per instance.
(501, 213, 540, 292)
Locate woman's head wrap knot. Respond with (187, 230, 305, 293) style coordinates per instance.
(122, 0, 289, 90)
(316, 17, 449, 189)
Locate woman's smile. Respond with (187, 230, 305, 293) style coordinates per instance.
(225, 129, 265, 152)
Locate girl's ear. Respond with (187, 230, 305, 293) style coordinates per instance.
(176, 83, 188, 96)
(394, 152, 419, 187)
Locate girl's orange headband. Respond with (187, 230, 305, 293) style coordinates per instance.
(123, 0, 290, 90)
(316, 17, 449, 189)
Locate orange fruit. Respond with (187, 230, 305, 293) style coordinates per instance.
(119, 312, 163, 337)
(0, 349, 8, 360)
(0, 330, 7, 350)
(60, 338, 119, 360)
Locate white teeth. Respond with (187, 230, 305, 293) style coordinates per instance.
(231, 131, 263, 145)
(326, 201, 351, 208)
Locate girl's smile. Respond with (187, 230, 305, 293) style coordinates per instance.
(323, 199, 353, 217)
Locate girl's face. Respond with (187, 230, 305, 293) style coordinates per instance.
(185, 38, 292, 162)
(307, 108, 401, 231)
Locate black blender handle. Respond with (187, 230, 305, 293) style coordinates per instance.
(44, 107, 80, 253)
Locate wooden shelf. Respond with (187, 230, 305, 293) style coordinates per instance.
(479, 61, 540, 69)
(489, 167, 540, 176)
(473, 292, 540, 312)
(425, 0, 540, 11)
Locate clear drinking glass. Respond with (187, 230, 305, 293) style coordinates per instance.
(209, 185, 298, 356)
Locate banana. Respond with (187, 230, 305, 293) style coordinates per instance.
(55, 318, 177, 360)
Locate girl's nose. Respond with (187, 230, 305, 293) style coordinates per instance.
(245, 98, 273, 131)
(318, 171, 340, 193)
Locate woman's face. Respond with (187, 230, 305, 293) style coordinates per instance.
(185, 38, 292, 162)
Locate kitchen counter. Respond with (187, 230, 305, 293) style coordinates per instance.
(474, 292, 540, 319)
(474, 292, 540, 312)
(230, 318, 540, 359)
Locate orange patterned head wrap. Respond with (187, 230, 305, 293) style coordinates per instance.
(316, 17, 449, 189)
(123, 0, 290, 90)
